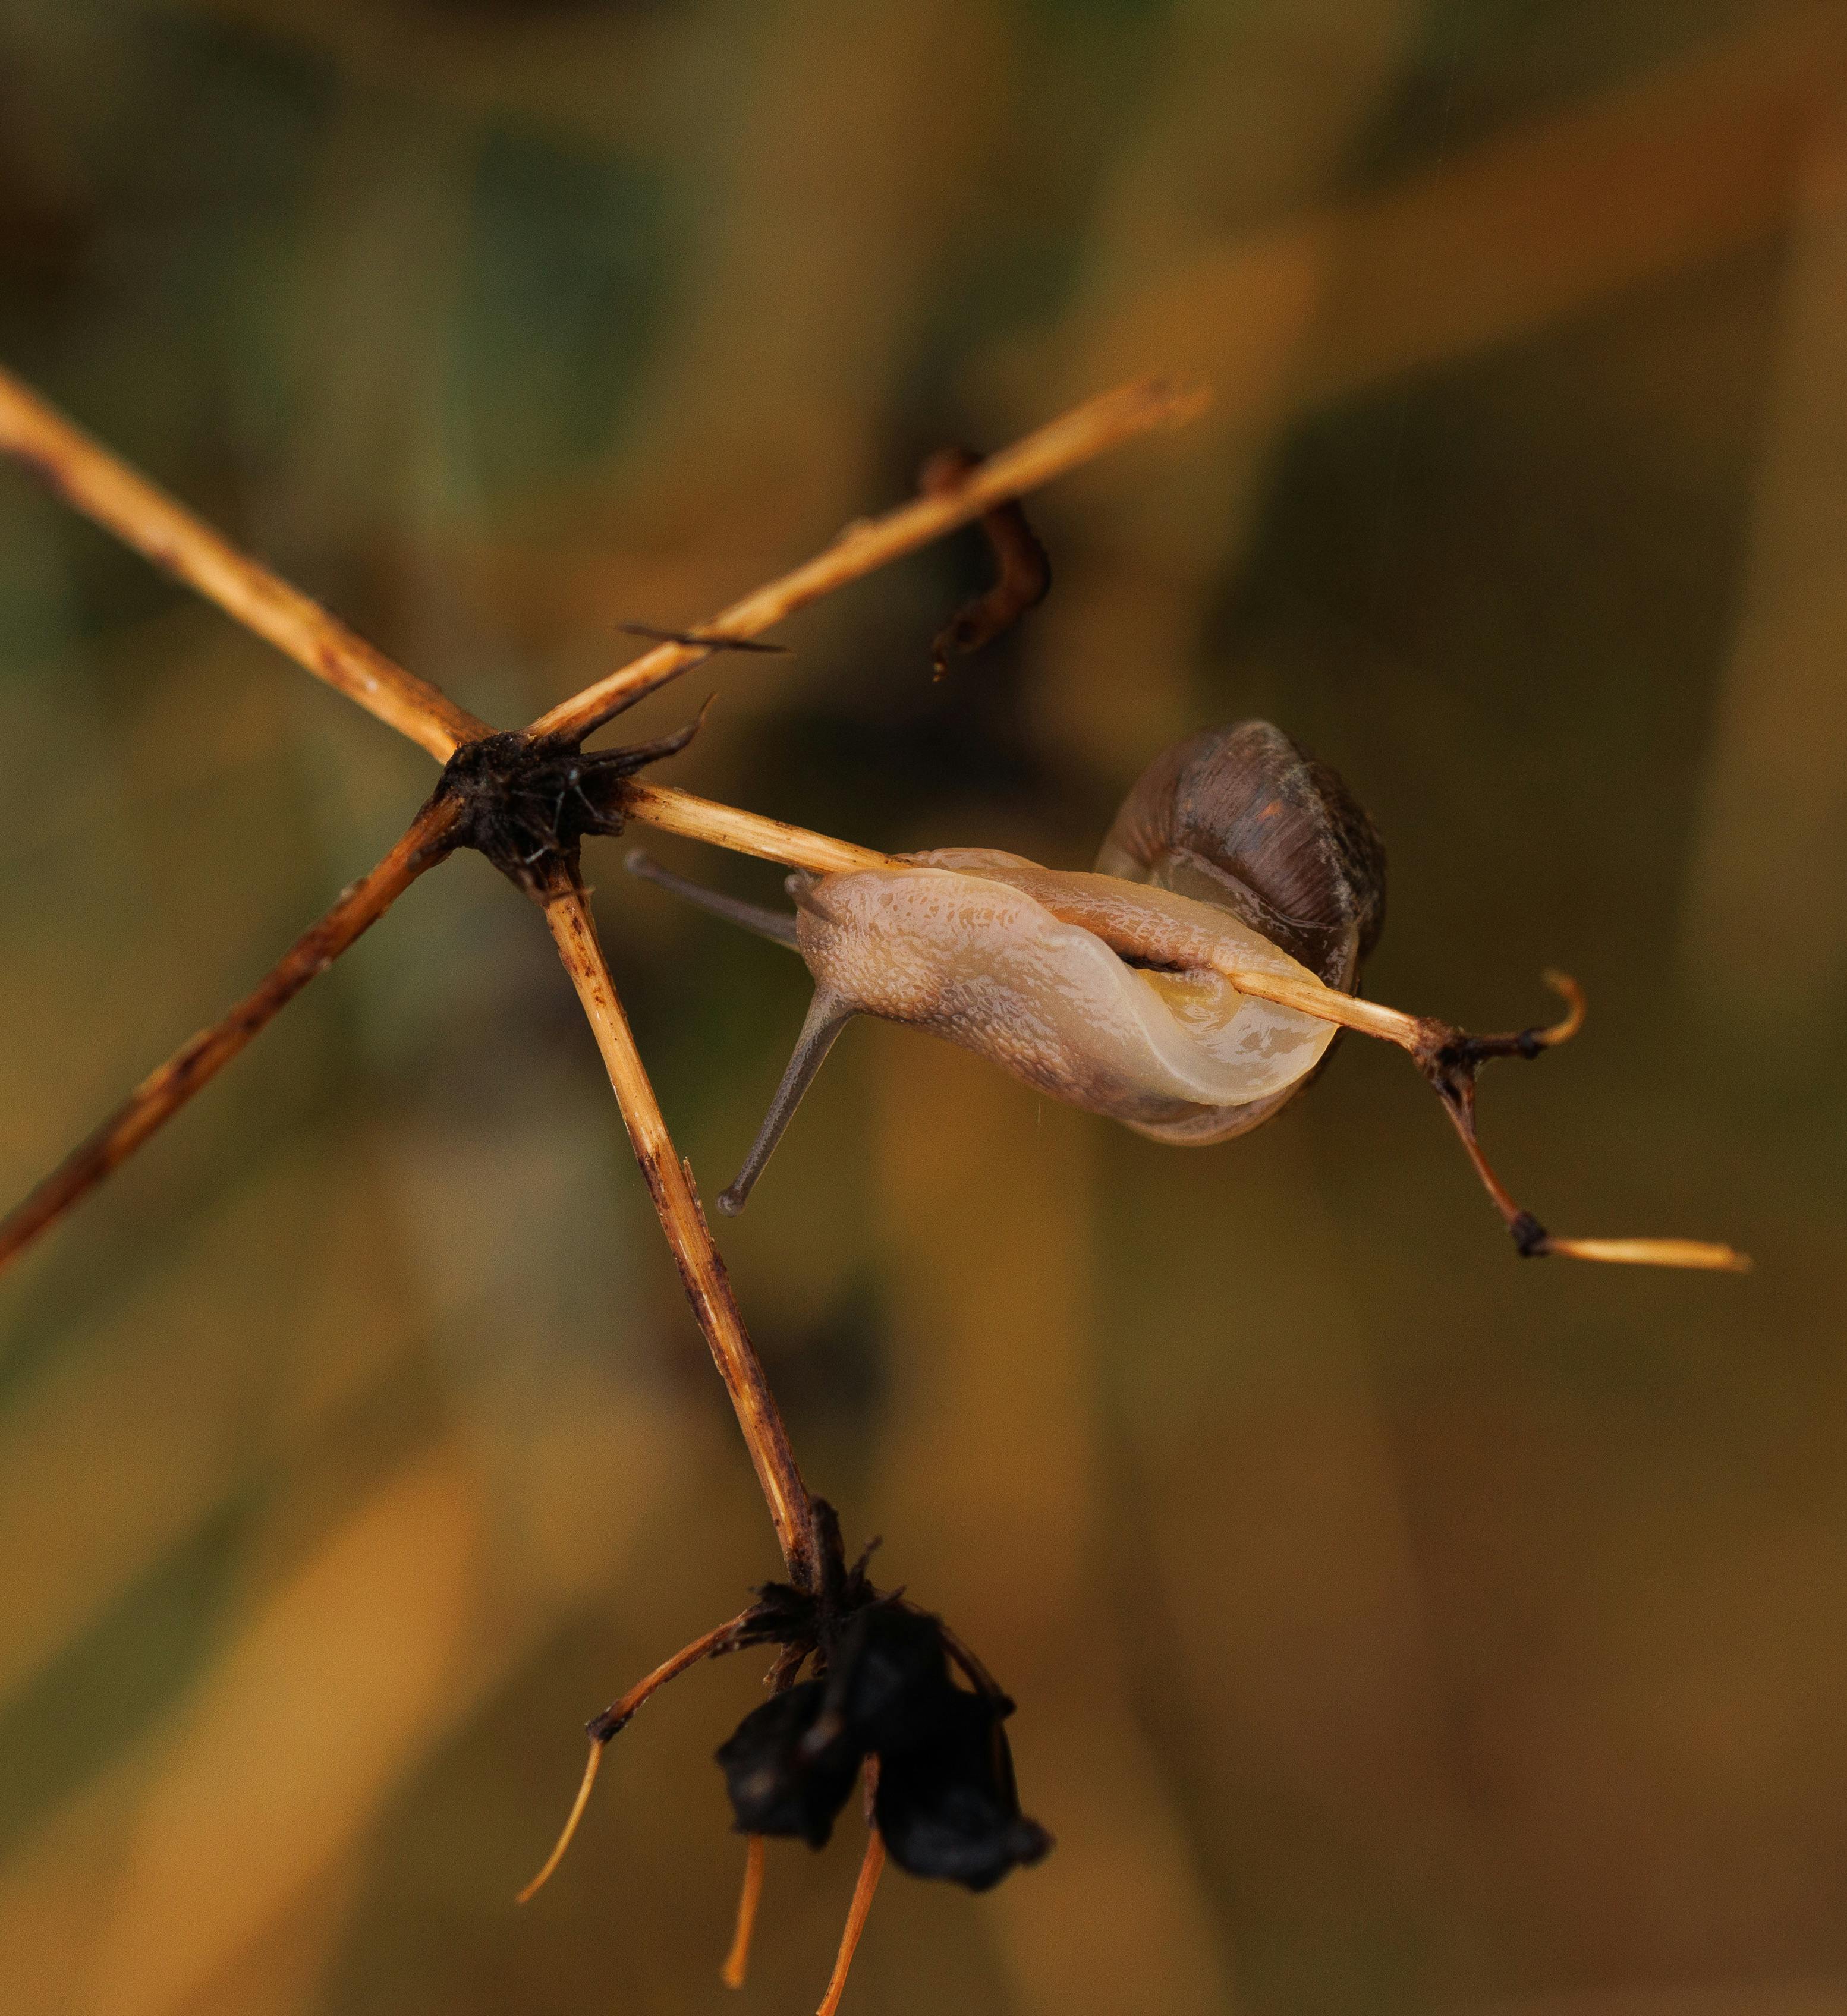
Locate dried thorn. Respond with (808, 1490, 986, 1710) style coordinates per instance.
(586, 693, 715, 774)
(620, 622, 790, 654)
(1536, 968, 1587, 1045)
(1448, 970, 1587, 1068)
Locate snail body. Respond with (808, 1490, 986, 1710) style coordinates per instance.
(627, 722, 1386, 1211)
(795, 851, 1339, 1126)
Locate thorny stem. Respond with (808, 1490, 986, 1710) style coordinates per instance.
(0, 800, 462, 1278)
(529, 376, 1210, 745)
(517, 1605, 761, 1906)
(540, 881, 814, 1574)
(0, 365, 489, 762)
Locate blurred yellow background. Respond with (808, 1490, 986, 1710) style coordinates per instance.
(2, 3, 1844, 2014)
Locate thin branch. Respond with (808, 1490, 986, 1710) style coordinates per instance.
(617, 779, 891, 877)
(514, 1741, 606, 1909)
(0, 801, 461, 1278)
(0, 364, 489, 762)
(541, 881, 813, 1577)
(528, 375, 1210, 744)
(517, 1604, 760, 1906)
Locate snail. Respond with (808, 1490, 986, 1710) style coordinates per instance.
(627, 720, 1385, 1214)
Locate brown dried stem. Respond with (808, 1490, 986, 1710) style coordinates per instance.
(918, 445, 1053, 677)
(0, 800, 461, 1279)
(540, 881, 813, 1574)
(0, 365, 489, 762)
(528, 374, 1210, 744)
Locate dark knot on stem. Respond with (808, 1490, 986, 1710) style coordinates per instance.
(432, 711, 707, 899)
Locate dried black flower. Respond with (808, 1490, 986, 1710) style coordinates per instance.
(710, 1590, 1048, 1890)
(717, 1681, 860, 1847)
(875, 1685, 1050, 1891)
(520, 1495, 1050, 1995)
(433, 709, 707, 897)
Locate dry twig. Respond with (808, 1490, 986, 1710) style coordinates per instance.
(539, 884, 812, 1570)
(0, 800, 461, 1274)
(515, 1604, 763, 1907)
(0, 364, 487, 761)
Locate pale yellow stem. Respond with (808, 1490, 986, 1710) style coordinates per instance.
(0, 364, 489, 761)
(541, 884, 812, 1575)
(720, 1836, 767, 1990)
(514, 1741, 605, 1907)
(616, 779, 892, 876)
(1546, 1237, 1751, 1272)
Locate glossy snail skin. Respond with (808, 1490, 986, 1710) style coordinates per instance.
(796, 851, 1338, 1123)
(627, 720, 1386, 1210)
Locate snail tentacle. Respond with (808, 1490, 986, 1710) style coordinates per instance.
(719, 988, 856, 1216)
(624, 848, 801, 948)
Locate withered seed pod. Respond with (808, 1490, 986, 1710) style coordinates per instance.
(629, 720, 1386, 1211)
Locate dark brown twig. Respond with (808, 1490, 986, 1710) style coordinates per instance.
(0, 800, 462, 1278)
(918, 446, 1052, 677)
(618, 623, 790, 655)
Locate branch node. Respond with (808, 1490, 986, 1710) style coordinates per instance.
(436, 712, 706, 899)
(1509, 1210, 1550, 1258)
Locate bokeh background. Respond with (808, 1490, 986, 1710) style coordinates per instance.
(2, 2, 1845, 2014)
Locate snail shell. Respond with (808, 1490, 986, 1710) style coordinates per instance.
(1088, 720, 1386, 1141)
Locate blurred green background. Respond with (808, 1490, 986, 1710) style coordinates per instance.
(2, 2, 1844, 2014)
